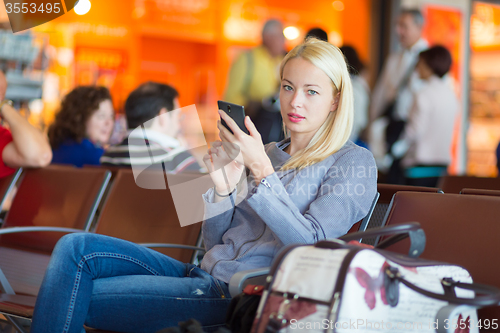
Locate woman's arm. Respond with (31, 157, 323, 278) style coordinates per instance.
(1, 103, 52, 168)
(247, 148, 378, 244)
(202, 110, 271, 249)
(201, 187, 239, 250)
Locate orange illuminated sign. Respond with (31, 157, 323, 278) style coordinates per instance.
(471, 3, 500, 50)
(75, 47, 127, 70)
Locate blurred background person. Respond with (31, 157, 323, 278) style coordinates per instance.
(369, 8, 428, 183)
(0, 71, 52, 177)
(392, 46, 458, 187)
(224, 19, 286, 144)
(101, 82, 202, 173)
(49, 86, 114, 168)
(340, 45, 369, 147)
(305, 27, 328, 42)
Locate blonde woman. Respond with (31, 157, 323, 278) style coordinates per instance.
(31, 39, 377, 333)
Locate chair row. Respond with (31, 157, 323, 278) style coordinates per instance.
(0, 169, 498, 331)
(0, 165, 213, 333)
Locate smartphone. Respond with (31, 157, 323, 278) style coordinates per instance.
(217, 100, 249, 135)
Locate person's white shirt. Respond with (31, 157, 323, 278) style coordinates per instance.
(400, 75, 459, 167)
(370, 38, 429, 121)
(349, 74, 369, 142)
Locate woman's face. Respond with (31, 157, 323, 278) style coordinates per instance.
(280, 57, 337, 140)
(86, 99, 114, 145)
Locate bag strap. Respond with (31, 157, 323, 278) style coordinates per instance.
(386, 266, 500, 308)
(396, 57, 418, 93)
(337, 222, 426, 258)
(382, 57, 419, 119)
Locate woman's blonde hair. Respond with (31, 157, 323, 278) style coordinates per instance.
(280, 38, 354, 171)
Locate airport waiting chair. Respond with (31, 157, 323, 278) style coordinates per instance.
(380, 191, 500, 326)
(460, 188, 500, 197)
(359, 184, 442, 245)
(0, 165, 111, 332)
(346, 191, 379, 234)
(438, 174, 500, 193)
(81, 169, 213, 333)
(92, 168, 211, 264)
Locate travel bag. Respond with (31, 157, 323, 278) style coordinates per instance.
(251, 223, 500, 333)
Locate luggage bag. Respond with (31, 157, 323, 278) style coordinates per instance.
(251, 223, 500, 333)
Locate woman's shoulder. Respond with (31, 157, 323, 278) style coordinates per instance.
(317, 142, 377, 183)
(324, 141, 376, 168)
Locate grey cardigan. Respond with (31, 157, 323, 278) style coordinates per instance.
(201, 139, 377, 283)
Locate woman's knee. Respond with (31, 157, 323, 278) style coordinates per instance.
(54, 233, 103, 257)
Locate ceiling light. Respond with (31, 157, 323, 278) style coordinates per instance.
(74, 0, 91, 15)
(332, 1, 345, 11)
(284, 26, 300, 40)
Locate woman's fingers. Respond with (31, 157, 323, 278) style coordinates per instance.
(244, 116, 261, 139)
(218, 110, 242, 137)
(217, 120, 234, 143)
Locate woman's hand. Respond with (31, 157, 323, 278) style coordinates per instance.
(217, 110, 274, 184)
(203, 141, 245, 195)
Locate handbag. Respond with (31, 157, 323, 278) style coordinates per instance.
(250, 223, 500, 333)
(226, 285, 265, 333)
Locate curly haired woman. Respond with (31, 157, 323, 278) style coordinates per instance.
(49, 86, 114, 167)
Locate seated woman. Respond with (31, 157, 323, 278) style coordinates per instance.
(49, 86, 115, 167)
(31, 39, 377, 333)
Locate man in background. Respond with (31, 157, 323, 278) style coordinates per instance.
(101, 82, 202, 173)
(0, 71, 52, 178)
(369, 9, 428, 182)
(224, 19, 285, 143)
(371, 9, 428, 121)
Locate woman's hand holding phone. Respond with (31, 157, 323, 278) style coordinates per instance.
(216, 110, 274, 184)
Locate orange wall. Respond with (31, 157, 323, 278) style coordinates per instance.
(342, 0, 371, 63)
(34, 0, 371, 111)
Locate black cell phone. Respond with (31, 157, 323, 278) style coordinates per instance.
(217, 100, 249, 135)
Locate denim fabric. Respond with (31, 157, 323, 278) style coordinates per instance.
(31, 233, 231, 333)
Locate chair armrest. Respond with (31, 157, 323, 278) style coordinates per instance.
(138, 243, 205, 252)
(0, 226, 87, 235)
(229, 267, 270, 297)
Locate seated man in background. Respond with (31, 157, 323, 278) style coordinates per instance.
(100, 82, 202, 173)
(0, 71, 52, 178)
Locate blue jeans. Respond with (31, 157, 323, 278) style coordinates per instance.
(31, 233, 231, 333)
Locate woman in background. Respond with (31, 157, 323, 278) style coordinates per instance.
(399, 45, 458, 186)
(49, 86, 114, 167)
